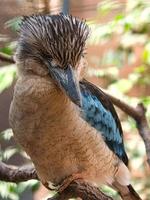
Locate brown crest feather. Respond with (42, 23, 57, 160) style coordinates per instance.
(17, 13, 90, 67)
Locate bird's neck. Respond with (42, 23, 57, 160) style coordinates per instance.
(27, 75, 78, 123)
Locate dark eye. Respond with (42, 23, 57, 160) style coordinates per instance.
(43, 54, 53, 62)
(81, 52, 87, 58)
(82, 48, 87, 58)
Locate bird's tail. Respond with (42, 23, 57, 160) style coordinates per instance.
(113, 182, 142, 200)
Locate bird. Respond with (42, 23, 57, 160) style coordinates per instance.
(9, 13, 141, 200)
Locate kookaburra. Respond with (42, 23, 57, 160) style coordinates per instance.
(9, 13, 141, 200)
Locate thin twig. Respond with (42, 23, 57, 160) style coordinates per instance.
(105, 93, 142, 121)
(135, 103, 150, 166)
(0, 52, 15, 64)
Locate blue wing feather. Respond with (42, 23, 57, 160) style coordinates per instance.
(79, 79, 128, 165)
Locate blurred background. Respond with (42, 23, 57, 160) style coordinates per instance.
(0, 0, 150, 199)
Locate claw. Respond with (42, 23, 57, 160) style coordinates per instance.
(58, 173, 83, 193)
(43, 181, 58, 191)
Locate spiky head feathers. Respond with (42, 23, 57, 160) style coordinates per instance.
(16, 14, 90, 68)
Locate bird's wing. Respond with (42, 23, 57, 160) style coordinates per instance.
(79, 79, 128, 165)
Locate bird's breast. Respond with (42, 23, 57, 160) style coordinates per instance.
(10, 75, 119, 186)
(26, 104, 118, 185)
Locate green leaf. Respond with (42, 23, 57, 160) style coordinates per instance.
(140, 96, 150, 106)
(0, 46, 13, 55)
(115, 14, 124, 21)
(135, 65, 147, 73)
(97, 0, 121, 16)
(109, 79, 133, 93)
(0, 41, 17, 55)
(2, 147, 18, 161)
(0, 65, 17, 93)
(0, 182, 18, 200)
(0, 180, 39, 200)
(120, 33, 147, 48)
(143, 42, 150, 64)
(18, 180, 39, 193)
(0, 129, 13, 141)
(88, 22, 115, 45)
(5, 17, 22, 32)
(101, 185, 119, 199)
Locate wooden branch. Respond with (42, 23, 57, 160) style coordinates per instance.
(134, 103, 150, 166)
(0, 161, 38, 182)
(0, 161, 113, 200)
(105, 93, 143, 121)
(106, 93, 150, 166)
(0, 52, 15, 64)
(48, 180, 113, 200)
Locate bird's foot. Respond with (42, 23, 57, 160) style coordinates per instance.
(43, 181, 58, 191)
(58, 173, 83, 193)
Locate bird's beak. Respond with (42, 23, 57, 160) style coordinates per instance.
(48, 64, 82, 107)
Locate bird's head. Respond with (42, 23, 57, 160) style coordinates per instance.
(16, 13, 90, 107)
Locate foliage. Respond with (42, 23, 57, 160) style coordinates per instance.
(88, 0, 150, 94)
(0, 130, 40, 200)
(0, 39, 17, 93)
(5, 17, 22, 32)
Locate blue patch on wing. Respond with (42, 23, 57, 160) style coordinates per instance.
(79, 80, 128, 165)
